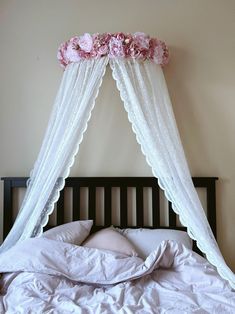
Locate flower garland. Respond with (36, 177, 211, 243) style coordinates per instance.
(57, 32, 169, 68)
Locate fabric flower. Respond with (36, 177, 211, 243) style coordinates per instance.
(57, 42, 69, 68)
(153, 41, 169, 65)
(114, 32, 125, 41)
(65, 46, 81, 62)
(128, 42, 141, 59)
(78, 33, 93, 52)
(133, 32, 150, 49)
(153, 44, 165, 64)
(97, 44, 108, 56)
(92, 33, 110, 57)
(64, 37, 81, 62)
(108, 37, 125, 58)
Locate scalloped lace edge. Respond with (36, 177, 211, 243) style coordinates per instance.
(109, 59, 235, 289)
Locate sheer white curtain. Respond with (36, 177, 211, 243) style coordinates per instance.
(0, 57, 108, 254)
(110, 58, 235, 288)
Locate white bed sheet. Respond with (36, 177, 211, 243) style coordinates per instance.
(0, 238, 234, 313)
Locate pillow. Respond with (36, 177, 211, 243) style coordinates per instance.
(41, 220, 93, 245)
(82, 227, 138, 256)
(116, 228, 193, 258)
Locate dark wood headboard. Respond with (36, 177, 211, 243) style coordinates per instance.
(1, 176, 218, 255)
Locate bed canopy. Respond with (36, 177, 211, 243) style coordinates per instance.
(1, 32, 234, 288)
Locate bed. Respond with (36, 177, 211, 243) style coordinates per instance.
(0, 176, 234, 313)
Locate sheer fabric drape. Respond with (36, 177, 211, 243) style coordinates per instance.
(0, 57, 108, 254)
(110, 58, 235, 288)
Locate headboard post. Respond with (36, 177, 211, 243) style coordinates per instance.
(2, 179, 13, 239)
(207, 180, 217, 238)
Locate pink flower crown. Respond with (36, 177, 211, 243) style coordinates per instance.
(57, 32, 169, 68)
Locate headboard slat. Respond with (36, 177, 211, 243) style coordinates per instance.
(57, 189, 65, 225)
(88, 186, 96, 223)
(3, 179, 13, 239)
(207, 181, 217, 237)
(72, 187, 80, 221)
(168, 202, 177, 227)
(104, 186, 112, 226)
(152, 186, 160, 227)
(120, 186, 128, 227)
(136, 186, 144, 227)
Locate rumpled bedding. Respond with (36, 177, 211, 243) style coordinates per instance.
(0, 238, 234, 313)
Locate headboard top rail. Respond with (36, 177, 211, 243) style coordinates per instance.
(1, 176, 218, 186)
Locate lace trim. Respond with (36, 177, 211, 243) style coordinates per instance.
(109, 59, 235, 290)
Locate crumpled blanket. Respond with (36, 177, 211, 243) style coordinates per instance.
(0, 238, 234, 313)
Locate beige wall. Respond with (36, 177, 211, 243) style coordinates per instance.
(0, 0, 235, 270)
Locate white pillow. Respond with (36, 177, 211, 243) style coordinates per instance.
(42, 220, 93, 245)
(116, 228, 193, 258)
(82, 227, 138, 256)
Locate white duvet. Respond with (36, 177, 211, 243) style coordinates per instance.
(0, 238, 234, 313)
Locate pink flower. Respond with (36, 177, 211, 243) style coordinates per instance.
(123, 34, 133, 45)
(114, 32, 125, 41)
(160, 41, 169, 65)
(92, 33, 110, 56)
(153, 45, 165, 64)
(100, 33, 112, 44)
(78, 33, 93, 52)
(65, 37, 81, 62)
(127, 42, 141, 59)
(78, 50, 94, 59)
(66, 47, 81, 62)
(153, 40, 169, 65)
(97, 44, 108, 56)
(89, 49, 98, 58)
(133, 32, 150, 49)
(57, 41, 69, 68)
(108, 37, 125, 58)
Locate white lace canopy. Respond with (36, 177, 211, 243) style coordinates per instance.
(1, 32, 234, 289)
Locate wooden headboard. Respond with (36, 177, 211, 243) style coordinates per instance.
(1, 176, 218, 254)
